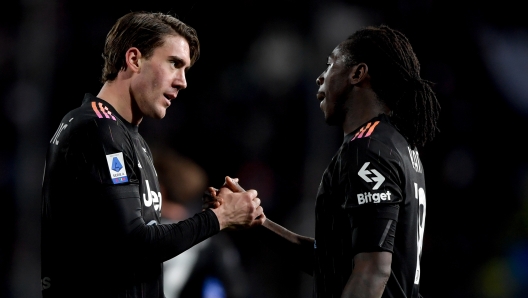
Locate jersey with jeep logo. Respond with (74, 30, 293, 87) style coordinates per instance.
(41, 93, 220, 298)
(313, 114, 426, 298)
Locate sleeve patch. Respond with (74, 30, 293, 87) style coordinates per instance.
(106, 152, 129, 184)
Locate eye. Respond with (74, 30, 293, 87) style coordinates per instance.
(170, 58, 184, 69)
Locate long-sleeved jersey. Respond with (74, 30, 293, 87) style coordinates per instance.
(314, 114, 426, 298)
(41, 93, 219, 298)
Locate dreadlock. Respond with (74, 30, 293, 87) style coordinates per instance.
(340, 24, 440, 148)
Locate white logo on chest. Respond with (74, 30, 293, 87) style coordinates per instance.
(143, 180, 162, 211)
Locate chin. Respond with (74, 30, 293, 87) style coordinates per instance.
(325, 114, 343, 126)
(155, 106, 168, 119)
(151, 111, 166, 120)
(325, 119, 338, 126)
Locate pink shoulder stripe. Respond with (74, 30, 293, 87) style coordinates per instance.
(350, 120, 380, 141)
(91, 101, 116, 121)
(91, 101, 103, 118)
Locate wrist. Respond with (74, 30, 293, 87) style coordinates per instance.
(210, 207, 226, 230)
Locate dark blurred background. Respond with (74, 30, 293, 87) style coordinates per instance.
(2, 0, 528, 297)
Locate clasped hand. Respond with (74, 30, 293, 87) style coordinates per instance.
(203, 176, 266, 230)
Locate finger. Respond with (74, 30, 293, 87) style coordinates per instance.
(256, 205, 264, 217)
(204, 187, 218, 198)
(222, 177, 239, 184)
(245, 189, 258, 199)
(252, 205, 263, 220)
(252, 197, 261, 208)
(210, 187, 219, 196)
(203, 188, 216, 202)
(225, 176, 245, 192)
(217, 185, 235, 197)
(252, 207, 266, 226)
(203, 200, 222, 210)
(202, 187, 223, 209)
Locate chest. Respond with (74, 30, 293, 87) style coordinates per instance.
(132, 138, 162, 222)
(314, 154, 350, 232)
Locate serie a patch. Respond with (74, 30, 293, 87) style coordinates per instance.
(106, 152, 128, 184)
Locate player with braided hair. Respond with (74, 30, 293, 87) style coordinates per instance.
(340, 24, 440, 148)
(205, 24, 439, 297)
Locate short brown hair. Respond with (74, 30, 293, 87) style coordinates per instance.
(101, 11, 200, 83)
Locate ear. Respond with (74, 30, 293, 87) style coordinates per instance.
(349, 63, 369, 85)
(124, 47, 142, 73)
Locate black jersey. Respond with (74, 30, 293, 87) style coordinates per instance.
(41, 93, 220, 298)
(313, 114, 426, 298)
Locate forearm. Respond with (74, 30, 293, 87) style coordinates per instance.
(341, 252, 391, 298)
(131, 209, 220, 262)
(257, 219, 315, 275)
(104, 185, 220, 262)
(261, 220, 312, 245)
(341, 273, 388, 298)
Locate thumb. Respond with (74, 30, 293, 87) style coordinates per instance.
(225, 176, 245, 192)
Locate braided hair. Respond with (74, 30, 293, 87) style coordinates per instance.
(340, 24, 440, 148)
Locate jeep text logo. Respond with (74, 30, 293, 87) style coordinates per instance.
(143, 180, 161, 211)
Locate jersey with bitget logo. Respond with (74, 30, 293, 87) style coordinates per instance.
(41, 93, 220, 297)
(313, 114, 426, 298)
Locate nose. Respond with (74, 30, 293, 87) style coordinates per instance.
(173, 70, 187, 90)
(316, 74, 323, 86)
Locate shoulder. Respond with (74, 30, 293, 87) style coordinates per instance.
(53, 95, 134, 155)
(71, 96, 120, 127)
(344, 115, 408, 161)
(350, 115, 405, 146)
(67, 96, 129, 139)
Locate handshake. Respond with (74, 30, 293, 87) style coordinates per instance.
(203, 176, 266, 230)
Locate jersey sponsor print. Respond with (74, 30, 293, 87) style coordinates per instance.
(357, 161, 393, 205)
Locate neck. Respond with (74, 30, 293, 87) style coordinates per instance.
(97, 78, 142, 125)
(341, 89, 390, 136)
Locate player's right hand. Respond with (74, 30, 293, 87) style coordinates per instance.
(202, 177, 242, 210)
(210, 176, 266, 230)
